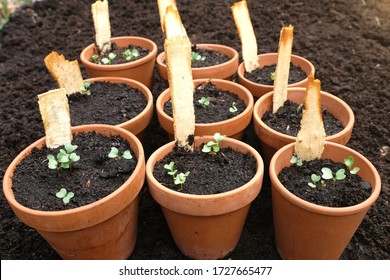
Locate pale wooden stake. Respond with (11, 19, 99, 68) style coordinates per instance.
(38, 88, 72, 149)
(157, 0, 177, 33)
(294, 74, 326, 161)
(272, 25, 294, 113)
(231, 0, 259, 73)
(91, 0, 111, 54)
(44, 51, 84, 95)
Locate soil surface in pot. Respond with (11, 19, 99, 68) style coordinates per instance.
(262, 100, 344, 136)
(153, 146, 257, 195)
(163, 82, 246, 123)
(68, 81, 147, 126)
(278, 158, 372, 207)
(1, 0, 388, 260)
(91, 43, 150, 65)
(12, 132, 137, 211)
(244, 63, 307, 85)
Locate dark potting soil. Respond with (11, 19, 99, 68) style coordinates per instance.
(91, 43, 150, 65)
(163, 82, 246, 123)
(1, 0, 389, 260)
(68, 81, 147, 126)
(11, 132, 137, 211)
(278, 158, 372, 207)
(244, 63, 307, 85)
(153, 147, 257, 195)
(262, 100, 344, 136)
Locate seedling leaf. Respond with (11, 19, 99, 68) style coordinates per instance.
(122, 150, 132, 160)
(335, 169, 346, 180)
(321, 167, 333, 180)
(108, 147, 119, 158)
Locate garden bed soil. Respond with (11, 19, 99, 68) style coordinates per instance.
(0, 0, 389, 260)
(69, 81, 147, 126)
(278, 158, 371, 207)
(244, 63, 307, 85)
(12, 132, 136, 211)
(153, 147, 257, 195)
(91, 43, 150, 65)
(262, 100, 344, 136)
(163, 82, 246, 123)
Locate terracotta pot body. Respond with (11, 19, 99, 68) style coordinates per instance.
(253, 87, 354, 166)
(237, 53, 315, 99)
(3, 125, 145, 260)
(85, 77, 153, 138)
(80, 36, 158, 90)
(269, 141, 381, 259)
(157, 44, 239, 81)
(146, 136, 264, 259)
(156, 78, 254, 140)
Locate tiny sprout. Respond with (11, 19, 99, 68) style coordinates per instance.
(56, 188, 74, 204)
(164, 161, 190, 191)
(91, 54, 99, 63)
(321, 167, 346, 187)
(297, 104, 304, 114)
(229, 102, 238, 113)
(202, 132, 226, 156)
(80, 81, 91, 95)
(290, 155, 303, 166)
(191, 51, 206, 62)
(123, 48, 140, 62)
(108, 147, 132, 160)
(101, 52, 117, 64)
(198, 96, 210, 107)
(270, 71, 276, 81)
(308, 174, 321, 188)
(47, 143, 80, 170)
(344, 156, 360, 174)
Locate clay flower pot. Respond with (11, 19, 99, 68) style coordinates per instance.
(2, 124, 145, 260)
(269, 141, 381, 259)
(237, 53, 315, 99)
(156, 44, 239, 81)
(146, 136, 264, 259)
(156, 78, 254, 140)
(84, 77, 153, 139)
(253, 87, 355, 166)
(80, 36, 158, 90)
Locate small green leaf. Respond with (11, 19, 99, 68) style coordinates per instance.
(122, 150, 132, 160)
(335, 169, 346, 180)
(57, 153, 69, 163)
(344, 156, 354, 168)
(63, 192, 74, 204)
(108, 52, 117, 60)
(270, 72, 276, 81)
(321, 167, 333, 180)
(56, 188, 67, 198)
(311, 174, 321, 183)
(308, 182, 317, 188)
(229, 102, 238, 113)
(69, 153, 80, 162)
(168, 170, 177, 176)
(164, 161, 175, 171)
(61, 162, 70, 169)
(101, 57, 110, 64)
(131, 49, 140, 57)
(202, 145, 212, 153)
(350, 167, 360, 174)
(108, 147, 119, 158)
(92, 54, 99, 62)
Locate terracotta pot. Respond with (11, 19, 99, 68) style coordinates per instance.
(2, 124, 145, 260)
(156, 78, 253, 140)
(253, 87, 354, 166)
(269, 141, 381, 259)
(146, 136, 264, 259)
(84, 77, 153, 138)
(80, 36, 158, 90)
(237, 53, 315, 99)
(156, 44, 239, 81)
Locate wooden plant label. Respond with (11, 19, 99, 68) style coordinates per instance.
(231, 0, 259, 73)
(157, 0, 177, 32)
(91, 0, 111, 54)
(44, 51, 84, 95)
(294, 74, 326, 161)
(164, 6, 195, 152)
(38, 88, 72, 149)
(272, 25, 294, 113)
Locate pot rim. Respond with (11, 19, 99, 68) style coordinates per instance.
(80, 36, 158, 70)
(269, 141, 381, 216)
(156, 78, 254, 129)
(253, 87, 355, 142)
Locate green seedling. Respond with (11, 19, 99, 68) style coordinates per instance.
(123, 48, 140, 62)
(297, 104, 304, 114)
(198, 96, 210, 107)
(308, 174, 321, 188)
(344, 156, 360, 174)
(47, 143, 80, 170)
(202, 132, 226, 156)
(91, 54, 99, 63)
(164, 161, 190, 191)
(56, 188, 74, 204)
(101, 52, 117, 64)
(80, 81, 91, 95)
(229, 102, 238, 113)
(321, 167, 346, 187)
(290, 155, 303, 166)
(191, 51, 206, 62)
(270, 71, 276, 81)
(108, 147, 132, 160)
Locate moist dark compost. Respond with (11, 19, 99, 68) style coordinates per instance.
(91, 43, 150, 65)
(0, 0, 389, 260)
(163, 82, 246, 123)
(69, 81, 147, 126)
(244, 63, 307, 85)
